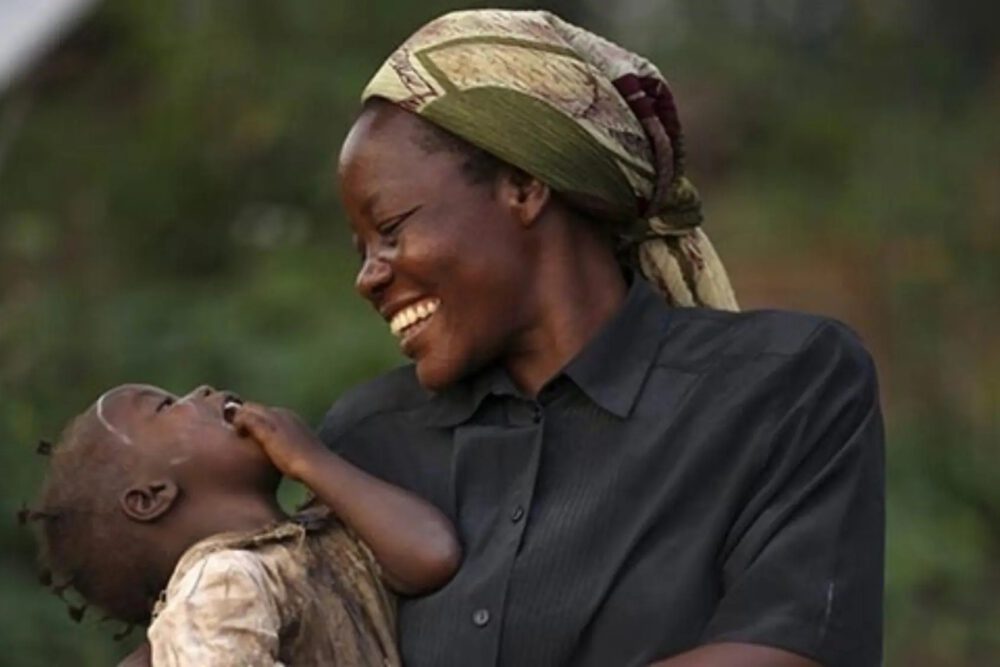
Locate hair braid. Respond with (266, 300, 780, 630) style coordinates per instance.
(23, 413, 156, 626)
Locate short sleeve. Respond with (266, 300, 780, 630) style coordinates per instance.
(701, 322, 885, 667)
(148, 551, 284, 667)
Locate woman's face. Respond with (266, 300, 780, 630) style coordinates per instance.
(338, 105, 538, 391)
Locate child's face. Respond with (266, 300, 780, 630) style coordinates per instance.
(94, 384, 277, 490)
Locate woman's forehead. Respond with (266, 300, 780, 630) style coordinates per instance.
(342, 103, 444, 170)
(340, 114, 463, 212)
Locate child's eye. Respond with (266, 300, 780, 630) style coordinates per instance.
(155, 396, 175, 413)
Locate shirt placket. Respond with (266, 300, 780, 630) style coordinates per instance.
(451, 396, 544, 666)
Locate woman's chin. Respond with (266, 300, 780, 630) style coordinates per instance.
(414, 356, 465, 394)
(415, 362, 448, 393)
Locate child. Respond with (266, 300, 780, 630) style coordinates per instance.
(26, 383, 460, 666)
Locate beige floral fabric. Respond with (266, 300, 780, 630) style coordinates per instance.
(148, 515, 398, 667)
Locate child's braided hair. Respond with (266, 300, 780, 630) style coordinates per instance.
(20, 410, 148, 633)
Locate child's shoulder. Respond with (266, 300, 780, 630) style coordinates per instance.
(157, 522, 307, 613)
(152, 519, 358, 624)
(150, 518, 398, 665)
(149, 531, 288, 656)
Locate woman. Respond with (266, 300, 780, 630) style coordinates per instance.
(309, 9, 882, 667)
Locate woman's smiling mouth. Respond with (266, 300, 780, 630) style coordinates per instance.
(389, 298, 440, 339)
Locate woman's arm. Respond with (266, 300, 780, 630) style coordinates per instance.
(686, 322, 884, 666)
(230, 403, 461, 595)
(650, 643, 820, 667)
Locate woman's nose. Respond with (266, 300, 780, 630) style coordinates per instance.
(355, 255, 393, 302)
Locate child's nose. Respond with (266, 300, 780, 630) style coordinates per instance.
(186, 385, 216, 400)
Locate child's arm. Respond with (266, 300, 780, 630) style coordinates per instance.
(230, 403, 461, 595)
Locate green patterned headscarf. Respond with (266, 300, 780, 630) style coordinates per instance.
(362, 9, 738, 310)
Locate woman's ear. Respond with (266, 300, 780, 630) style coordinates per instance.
(120, 479, 179, 522)
(500, 169, 550, 228)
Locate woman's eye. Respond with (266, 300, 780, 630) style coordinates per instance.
(377, 218, 403, 239)
(375, 206, 420, 240)
(155, 396, 175, 413)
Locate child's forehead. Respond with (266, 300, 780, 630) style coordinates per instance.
(95, 384, 165, 410)
(91, 384, 168, 437)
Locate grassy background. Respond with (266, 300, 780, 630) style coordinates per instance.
(1, 1, 997, 664)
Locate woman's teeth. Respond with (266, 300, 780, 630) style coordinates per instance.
(389, 299, 439, 337)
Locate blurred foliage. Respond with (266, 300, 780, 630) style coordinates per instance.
(0, 1, 997, 665)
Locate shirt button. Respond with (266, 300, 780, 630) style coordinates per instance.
(510, 506, 525, 523)
(531, 406, 542, 423)
(472, 608, 491, 627)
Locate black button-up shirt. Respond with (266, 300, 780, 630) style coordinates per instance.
(319, 278, 885, 667)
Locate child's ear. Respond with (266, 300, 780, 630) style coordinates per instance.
(120, 479, 179, 522)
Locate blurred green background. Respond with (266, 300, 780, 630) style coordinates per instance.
(1, 1, 996, 665)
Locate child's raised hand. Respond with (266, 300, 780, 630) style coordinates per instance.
(225, 401, 325, 480)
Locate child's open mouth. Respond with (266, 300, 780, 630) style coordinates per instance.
(222, 395, 244, 424)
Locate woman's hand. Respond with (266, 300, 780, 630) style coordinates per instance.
(649, 643, 820, 667)
(226, 401, 325, 481)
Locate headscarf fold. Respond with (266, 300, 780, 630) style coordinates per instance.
(362, 9, 738, 310)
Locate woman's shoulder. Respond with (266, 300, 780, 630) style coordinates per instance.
(660, 306, 873, 372)
(318, 364, 431, 442)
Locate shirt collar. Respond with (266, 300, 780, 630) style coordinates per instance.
(423, 363, 520, 427)
(424, 278, 671, 426)
(561, 277, 671, 418)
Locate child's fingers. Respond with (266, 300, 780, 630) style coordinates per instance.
(227, 401, 278, 441)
